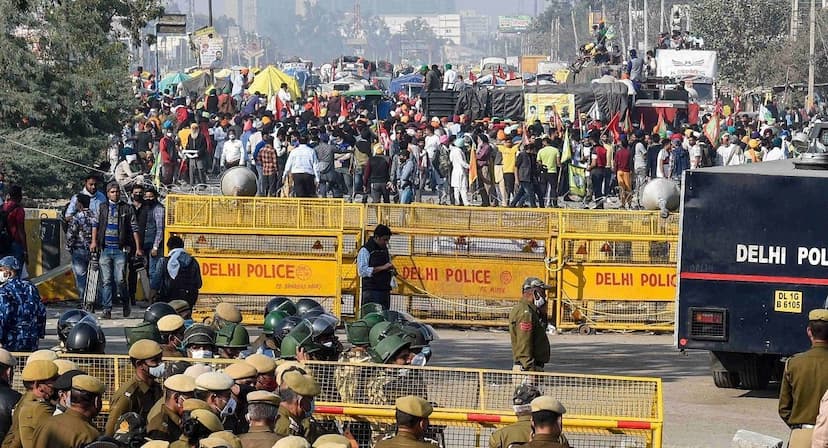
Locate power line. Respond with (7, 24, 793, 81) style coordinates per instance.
(0, 133, 107, 175)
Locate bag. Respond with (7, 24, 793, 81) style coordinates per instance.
(437, 146, 452, 178)
(161, 257, 201, 304)
(0, 205, 19, 255)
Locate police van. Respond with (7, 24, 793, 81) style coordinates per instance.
(676, 125, 827, 389)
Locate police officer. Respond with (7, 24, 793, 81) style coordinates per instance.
(222, 363, 258, 435)
(245, 354, 278, 393)
(157, 315, 186, 358)
(251, 311, 290, 356)
(215, 323, 250, 359)
(31, 375, 104, 448)
(357, 224, 396, 310)
(194, 372, 235, 418)
(55, 310, 91, 353)
(275, 372, 322, 443)
(779, 308, 828, 448)
(146, 374, 196, 442)
(312, 434, 351, 448)
(212, 303, 243, 331)
(489, 384, 541, 448)
(237, 391, 282, 448)
(169, 300, 193, 322)
(375, 396, 438, 448)
(274, 362, 309, 393)
(0, 256, 46, 351)
(52, 370, 85, 416)
(64, 319, 107, 354)
(3, 360, 57, 448)
(335, 316, 380, 402)
(105, 339, 165, 436)
(0, 350, 20, 442)
(524, 396, 569, 447)
(509, 277, 552, 372)
(181, 324, 217, 360)
(170, 409, 224, 448)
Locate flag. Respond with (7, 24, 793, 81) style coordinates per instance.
(312, 95, 321, 117)
(569, 165, 587, 197)
(704, 114, 721, 147)
(640, 113, 645, 130)
(468, 146, 478, 187)
(340, 97, 348, 117)
(623, 110, 633, 135)
(275, 96, 283, 120)
(497, 65, 506, 79)
(561, 130, 572, 163)
(469, 71, 476, 82)
(587, 101, 602, 121)
(606, 111, 621, 142)
(551, 106, 563, 133)
(734, 95, 742, 115)
(653, 111, 667, 139)
(758, 103, 772, 123)
(508, 69, 516, 81)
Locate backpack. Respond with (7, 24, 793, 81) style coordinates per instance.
(0, 205, 20, 255)
(160, 256, 202, 305)
(436, 145, 452, 178)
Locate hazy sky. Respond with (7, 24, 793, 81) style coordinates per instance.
(171, 0, 541, 18)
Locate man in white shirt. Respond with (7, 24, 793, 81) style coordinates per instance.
(211, 123, 226, 175)
(442, 64, 457, 90)
(221, 129, 243, 168)
(277, 83, 292, 105)
(632, 131, 648, 202)
(282, 132, 319, 198)
(716, 135, 743, 166)
(686, 134, 702, 169)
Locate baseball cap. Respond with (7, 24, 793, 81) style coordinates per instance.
(522, 277, 552, 291)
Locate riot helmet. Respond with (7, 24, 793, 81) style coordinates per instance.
(280, 320, 322, 359)
(262, 310, 291, 335)
(264, 297, 296, 316)
(361, 311, 387, 328)
(180, 324, 216, 358)
(345, 320, 371, 346)
(369, 321, 403, 347)
(57, 309, 91, 343)
(271, 315, 303, 345)
(400, 321, 436, 349)
(295, 298, 323, 316)
(65, 321, 106, 354)
(369, 334, 411, 364)
(383, 310, 415, 323)
(310, 314, 342, 360)
(143, 302, 176, 325)
(359, 302, 384, 318)
(214, 323, 249, 359)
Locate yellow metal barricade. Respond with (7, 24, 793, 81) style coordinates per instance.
(164, 195, 347, 321)
(9, 354, 663, 448)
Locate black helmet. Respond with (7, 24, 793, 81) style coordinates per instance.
(513, 384, 541, 406)
(271, 316, 303, 344)
(295, 298, 323, 316)
(309, 314, 339, 340)
(383, 310, 414, 323)
(264, 297, 297, 316)
(400, 321, 436, 349)
(65, 321, 106, 354)
(57, 309, 91, 343)
(302, 308, 326, 319)
(143, 303, 176, 325)
(181, 324, 216, 348)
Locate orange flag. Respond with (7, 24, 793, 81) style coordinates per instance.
(468, 146, 478, 187)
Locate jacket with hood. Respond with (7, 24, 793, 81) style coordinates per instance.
(154, 250, 202, 306)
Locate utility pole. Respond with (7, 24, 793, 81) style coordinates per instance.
(659, 0, 664, 33)
(208, 0, 213, 26)
(571, 9, 578, 57)
(629, 0, 634, 51)
(551, 16, 555, 59)
(643, 0, 649, 51)
(808, 0, 816, 110)
(556, 16, 561, 60)
(792, 0, 800, 39)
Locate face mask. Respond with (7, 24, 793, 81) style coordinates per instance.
(166, 132, 173, 137)
(148, 362, 167, 378)
(133, 195, 143, 203)
(411, 353, 428, 367)
(229, 135, 236, 140)
(0, 272, 9, 284)
(533, 290, 546, 308)
(183, 319, 194, 328)
(305, 399, 315, 418)
(237, 383, 256, 399)
(291, 139, 299, 146)
(220, 397, 237, 418)
(190, 349, 213, 359)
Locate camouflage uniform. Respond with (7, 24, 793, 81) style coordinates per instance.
(334, 347, 372, 402)
(366, 369, 430, 444)
(0, 278, 46, 351)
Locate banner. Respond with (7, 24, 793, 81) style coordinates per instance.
(654, 49, 718, 79)
(498, 15, 532, 33)
(524, 93, 575, 124)
(569, 165, 587, 197)
(192, 26, 224, 69)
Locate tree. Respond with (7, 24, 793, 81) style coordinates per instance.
(397, 18, 443, 63)
(691, 0, 789, 88)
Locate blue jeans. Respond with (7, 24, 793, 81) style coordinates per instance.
(9, 242, 24, 271)
(352, 167, 364, 199)
(400, 186, 414, 204)
(255, 164, 264, 196)
(99, 248, 127, 311)
(70, 248, 91, 299)
(510, 181, 538, 207)
(148, 252, 162, 291)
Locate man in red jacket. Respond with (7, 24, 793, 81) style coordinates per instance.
(1, 185, 26, 268)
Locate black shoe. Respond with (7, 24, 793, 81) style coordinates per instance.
(122, 301, 131, 318)
(102, 310, 112, 319)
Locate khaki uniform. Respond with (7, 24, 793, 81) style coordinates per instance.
(105, 376, 163, 436)
(145, 398, 182, 442)
(524, 434, 569, 448)
(375, 431, 439, 448)
(274, 406, 321, 444)
(161, 346, 183, 358)
(509, 301, 550, 371)
(334, 347, 371, 402)
(779, 342, 828, 448)
(169, 435, 189, 448)
(30, 408, 100, 448)
(489, 415, 532, 448)
(2, 391, 55, 448)
(237, 426, 282, 448)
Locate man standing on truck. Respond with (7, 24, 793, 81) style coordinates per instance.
(779, 309, 828, 448)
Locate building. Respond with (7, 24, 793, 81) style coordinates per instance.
(460, 11, 491, 47)
(224, 0, 261, 33)
(380, 14, 462, 45)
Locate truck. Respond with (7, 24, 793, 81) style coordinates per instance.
(655, 49, 717, 111)
(676, 127, 828, 389)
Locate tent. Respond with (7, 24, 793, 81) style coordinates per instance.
(389, 73, 424, 95)
(158, 72, 190, 94)
(247, 65, 301, 99)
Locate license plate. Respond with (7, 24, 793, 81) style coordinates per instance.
(774, 290, 803, 313)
